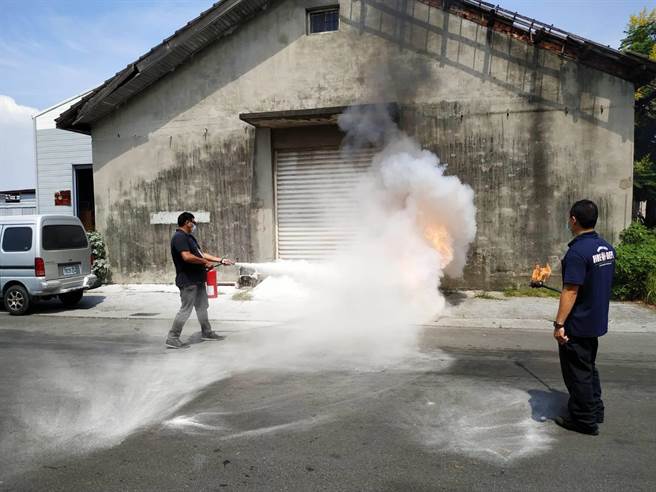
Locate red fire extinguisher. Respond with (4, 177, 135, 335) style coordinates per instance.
(206, 268, 218, 298)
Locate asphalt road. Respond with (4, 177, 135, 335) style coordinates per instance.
(0, 311, 654, 491)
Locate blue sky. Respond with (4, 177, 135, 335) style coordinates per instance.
(0, 0, 653, 190)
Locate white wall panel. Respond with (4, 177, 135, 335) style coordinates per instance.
(35, 128, 91, 215)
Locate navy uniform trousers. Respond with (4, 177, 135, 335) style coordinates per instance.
(558, 335, 604, 431)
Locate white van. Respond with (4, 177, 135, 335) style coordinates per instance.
(0, 215, 97, 315)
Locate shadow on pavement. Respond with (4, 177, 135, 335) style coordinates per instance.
(27, 294, 106, 314)
(186, 332, 205, 345)
(185, 332, 228, 345)
(443, 290, 468, 306)
(527, 389, 569, 422)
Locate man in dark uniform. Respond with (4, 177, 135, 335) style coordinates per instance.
(553, 199, 616, 435)
(166, 212, 234, 349)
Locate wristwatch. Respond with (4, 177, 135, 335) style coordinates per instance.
(553, 321, 565, 329)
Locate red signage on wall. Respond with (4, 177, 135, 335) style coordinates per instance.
(54, 190, 71, 206)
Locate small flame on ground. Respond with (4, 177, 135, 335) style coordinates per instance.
(531, 263, 552, 283)
(423, 224, 454, 266)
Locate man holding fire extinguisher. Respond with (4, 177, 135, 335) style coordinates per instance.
(166, 212, 234, 349)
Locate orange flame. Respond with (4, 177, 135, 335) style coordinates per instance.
(423, 224, 454, 266)
(531, 263, 552, 283)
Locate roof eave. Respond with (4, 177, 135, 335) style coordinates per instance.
(57, 0, 656, 133)
(56, 0, 271, 133)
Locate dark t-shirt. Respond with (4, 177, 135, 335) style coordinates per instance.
(171, 229, 206, 288)
(561, 231, 616, 337)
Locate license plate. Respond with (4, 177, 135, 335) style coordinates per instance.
(62, 264, 80, 276)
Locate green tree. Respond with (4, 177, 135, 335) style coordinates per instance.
(620, 8, 656, 226)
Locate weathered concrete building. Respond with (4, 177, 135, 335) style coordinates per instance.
(58, 0, 656, 288)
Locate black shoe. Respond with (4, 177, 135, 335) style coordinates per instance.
(554, 416, 599, 435)
(166, 337, 190, 349)
(201, 332, 225, 341)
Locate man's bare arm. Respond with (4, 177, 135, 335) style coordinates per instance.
(201, 252, 221, 263)
(556, 284, 579, 324)
(554, 284, 579, 344)
(181, 251, 212, 266)
(201, 252, 235, 265)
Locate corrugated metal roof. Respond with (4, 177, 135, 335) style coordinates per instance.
(431, 0, 656, 85)
(57, 0, 656, 134)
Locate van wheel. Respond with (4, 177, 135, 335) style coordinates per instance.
(4, 285, 31, 315)
(59, 290, 84, 307)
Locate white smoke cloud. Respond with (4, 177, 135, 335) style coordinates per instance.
(340, 105, 477, 278)
(240, 104, 477, 364)
(1, 107, 480, 476)
(0, 95, 37, 191)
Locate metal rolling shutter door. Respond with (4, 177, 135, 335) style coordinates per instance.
(275, 148, 376, 260)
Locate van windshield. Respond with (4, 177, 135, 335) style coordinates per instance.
(42, 225, 88, 250)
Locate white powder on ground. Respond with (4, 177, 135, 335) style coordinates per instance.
(4, 106, 483, 473)
(401, 379, 555, 464)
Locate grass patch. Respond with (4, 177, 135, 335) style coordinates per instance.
(232, 290, 253, 301)
(474, 291, 506, 300)
(503, 286, 560, 299)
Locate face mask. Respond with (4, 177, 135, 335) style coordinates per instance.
(191, 223, 197, 234)
(566, 219, 574, 235)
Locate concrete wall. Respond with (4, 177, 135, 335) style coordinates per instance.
(90, 0, 634, 287)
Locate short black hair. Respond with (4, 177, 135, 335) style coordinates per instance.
(569, 200, 598, 229)
(177, 212, 195, 227)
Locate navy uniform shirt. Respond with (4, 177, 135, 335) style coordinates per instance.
(170, 229, 206, 288)
(561, 231, 616, 337)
